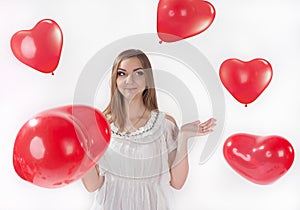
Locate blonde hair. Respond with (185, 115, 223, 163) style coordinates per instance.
(103, 49, 158, 130)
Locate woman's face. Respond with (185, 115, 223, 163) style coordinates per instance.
(116, 57, 146, 101)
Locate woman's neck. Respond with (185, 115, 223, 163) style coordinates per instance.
(122, 97, 151, 133)
(123, 98, 147, 119)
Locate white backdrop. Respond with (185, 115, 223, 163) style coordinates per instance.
(1, 0, 300, 209)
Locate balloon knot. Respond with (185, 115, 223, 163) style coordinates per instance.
(51, 72, 54, 75)
(159, 40, 163, 44)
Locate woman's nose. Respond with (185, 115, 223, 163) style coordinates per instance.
(125, 74, 134, 84)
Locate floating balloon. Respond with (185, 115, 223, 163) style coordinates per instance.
(219, 58, 273, 106)
(157, 0, 215, 42)
(223, 133, 294, 185)
(13, 105, 111, 188)
(10, 19, 63, 74)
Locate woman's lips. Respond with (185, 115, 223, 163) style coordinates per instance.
(124, 87, 137, 91)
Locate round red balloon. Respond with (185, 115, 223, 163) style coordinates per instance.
(157, 0, 215, 42)
(223, 133, 294, 185)
(13, 105, 111, 188)
(219, 58, 273, 106)
(10, 19, 63, 74)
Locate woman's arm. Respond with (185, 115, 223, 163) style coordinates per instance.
(81, 164, 105, 192)
(167, 117, 216, 190)
(169, 133, 189, 190)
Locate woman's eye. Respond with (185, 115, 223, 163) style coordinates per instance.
(135, 71, 144, 76)
(117, 71, 125, 76)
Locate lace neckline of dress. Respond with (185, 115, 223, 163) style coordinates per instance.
(110, 110, 163, 139)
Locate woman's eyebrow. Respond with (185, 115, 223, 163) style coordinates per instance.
(117, 67, 143, 71)
(117, 68, 126, 71)
(133, 68, 143, 71)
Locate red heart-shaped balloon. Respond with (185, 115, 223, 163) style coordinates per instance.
(11, 19, 63, 74)
(157, 0, 215, 42)
(223, 133, 294, 185)
(219, 58, 273, 106)
(13, 105, 111, 188)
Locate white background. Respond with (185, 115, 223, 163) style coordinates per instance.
(1, 0, 300, 209)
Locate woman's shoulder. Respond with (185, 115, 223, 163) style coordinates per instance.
(165, 114, 177, 125)
(162, 113, 179, 139)
(158, 111, 178, 128)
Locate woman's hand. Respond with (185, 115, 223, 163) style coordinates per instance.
(180, 118, 217, 140)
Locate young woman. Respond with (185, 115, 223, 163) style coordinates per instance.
(82, 49, 216, 210)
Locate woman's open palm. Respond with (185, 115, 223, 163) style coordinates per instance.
(180, 118, 217, 139)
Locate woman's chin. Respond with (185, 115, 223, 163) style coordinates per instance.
(123, 92, 143, 101)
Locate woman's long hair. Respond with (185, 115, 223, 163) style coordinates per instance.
(103, 49, 158, 131)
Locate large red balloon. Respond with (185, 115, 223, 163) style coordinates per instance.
(11, 19, 63, 74)
(157, 0, 215, 42)
(219, 58, 273, 106)
(223, 133, 294, 185)
(13, 105, 111, 188)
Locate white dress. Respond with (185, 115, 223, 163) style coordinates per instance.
(91, 110, 179, 210)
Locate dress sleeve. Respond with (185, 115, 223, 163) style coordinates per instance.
(164, 118, 179, 153)
(98, 155, 108, 176)
(97, 114, 110, 176)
